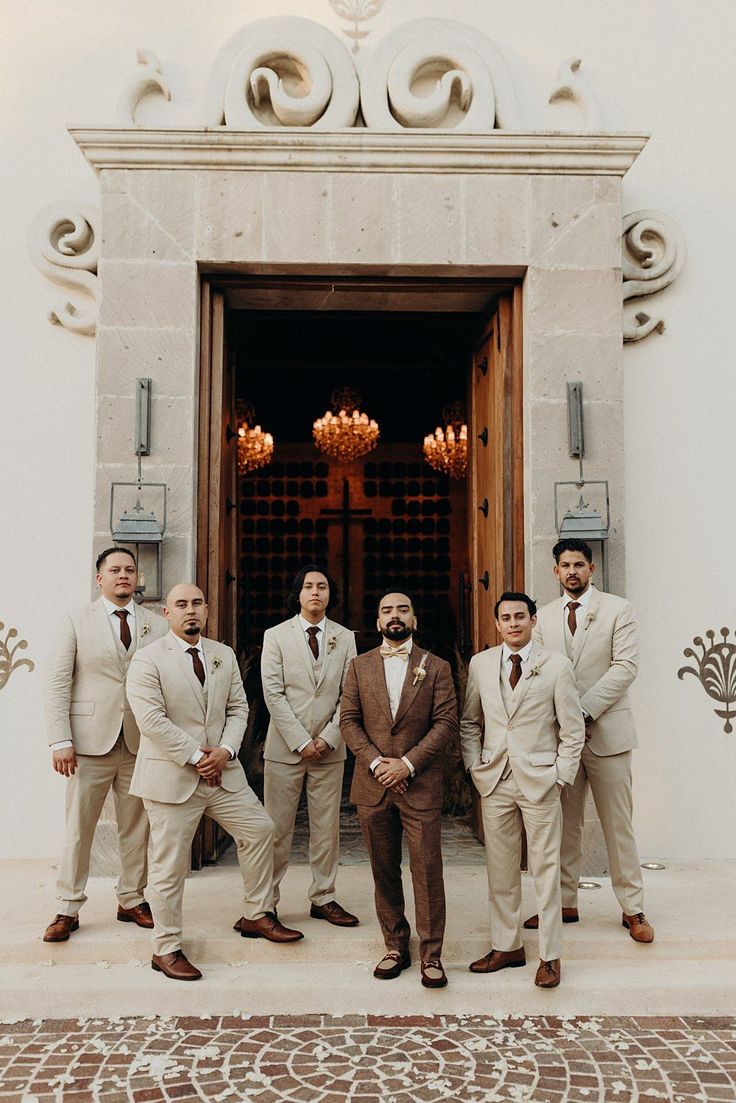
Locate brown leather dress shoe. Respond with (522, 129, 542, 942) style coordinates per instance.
(523, 907, 579, 930)
(233, 908, 278, 931)
(239, 911, 304, 942)
(310, 901, 360, 927)
(373, 950, 411, 979)
(117, 901, 154, 929)
(535, 958, 561, 988)
(43, 914, 79, 943)
(151, 950, 202, 981)
(469, 947, 526, 973)
(421, 959, 448, 988)
(622, 912, 655, 943)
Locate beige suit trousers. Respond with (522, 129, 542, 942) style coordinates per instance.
(560, 745, 644, 913)
(480, 773, 563, 962)
(56, 734, 148, 916)
(144, 780, 275, 956)
(264, 758, 344, 907)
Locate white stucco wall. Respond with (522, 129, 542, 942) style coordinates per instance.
(1, 0, 734, 860)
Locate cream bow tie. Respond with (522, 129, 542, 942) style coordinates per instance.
(380, 645, 409, 660)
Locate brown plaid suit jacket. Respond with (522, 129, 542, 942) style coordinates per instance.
(340, 644, 458, 808)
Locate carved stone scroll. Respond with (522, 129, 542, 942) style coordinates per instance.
(116, 49, 171, 125)
(360, 19, 521, 131)
(28, 203, 99, 336)
(201, 17, 359, 130)
(548, 57, 603, 129)
(622, 209, 686, 342)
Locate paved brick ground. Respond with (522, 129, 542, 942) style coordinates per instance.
(1, 1015, 735, 1102)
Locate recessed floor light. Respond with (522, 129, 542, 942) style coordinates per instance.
(641, 862, 666, 870)
(578, 881, 601, 890)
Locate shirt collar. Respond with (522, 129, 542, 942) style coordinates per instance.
(381, 636, 413, 655)
(563, 583, 595, 611)
(102, 596, 137, 618)
(299, 615, 326, 633)
(173, 632, 203, 655)
(501, 639, 534, 664)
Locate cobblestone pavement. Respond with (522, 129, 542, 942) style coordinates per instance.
(2, 1015, 735, 1103)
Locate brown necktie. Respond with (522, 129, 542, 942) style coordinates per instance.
(187, 646, 205, 686)
(566, 601, 581, 636)
(509, 653, 522, 689)
(307, 625, 320, 660)
(114, 609, 131, 650)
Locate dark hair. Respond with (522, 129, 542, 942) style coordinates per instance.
(552, 538, 593, 564)
(376, 587, 416, 613)
(286, 564, 338, 615)
(494, 591, 537, 618)
(96, 546, 137, 572)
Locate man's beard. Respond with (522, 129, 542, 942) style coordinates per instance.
(564, 577, 585, 593)
(184, 624, 200, 636)
(383, 623, 413, 642)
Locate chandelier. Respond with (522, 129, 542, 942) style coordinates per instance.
(313, 387, 379, 462)
(236, 401, 274, 474)
(423, 402, 468, 479)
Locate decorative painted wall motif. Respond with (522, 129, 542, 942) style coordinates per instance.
(622, 209, 687, 342)
(678, 628, 736, 734)
(116, 49, 171, 125)
(328, 0, 385, 55)
(28, 204, 99, 336)
(0, 622, 35, 692)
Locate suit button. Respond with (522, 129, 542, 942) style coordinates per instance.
(120, 705, 125, 712)
(507, 723, 512, 730)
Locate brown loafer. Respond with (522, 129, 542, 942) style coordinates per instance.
(151, 950, 202, 981)
(469, 947, 526, 973)
(373, 950, 411, 979)
(622, 912, 654, 943)
(535, 958, 561, 988)
(421, 959, 448, 988)
(310, 900, 360, 927)
(239, 911, 303, 942)
(523, 907, 579, 930)
(43, 914, 79, 943)
(117, 901, 154, 929)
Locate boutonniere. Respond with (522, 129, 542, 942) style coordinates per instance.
(212, 657, 222, 672)
(525, 664, 541, 679)
(412, 653, 429, 686)
(327, 635, 337, 653)
(584, 609, 597, 630)
(141, 623, 151, 637)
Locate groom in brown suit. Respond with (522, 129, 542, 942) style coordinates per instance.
(340, 590, 458, 988)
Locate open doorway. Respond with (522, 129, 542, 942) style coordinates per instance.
(195, 274, 524, 865)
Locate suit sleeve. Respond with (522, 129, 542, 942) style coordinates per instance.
(44, 614, 77, 746)
(219, 649, 249, 756)
(260, 629, 313, 752)
(317, 632, 358, 750)
(532, 618, 545, 647)
(339, 659, 384, 770)
(553, 659, 585, 785)
(402, 659, 458, 775)
(126, 650, 200, 766)
(459, 657, 484, 771)
(580, 601, 639, 720)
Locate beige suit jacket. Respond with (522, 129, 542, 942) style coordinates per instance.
(460, 643, 585, 803)
(127, 632, 249, 804)
(261, 616, 357, 764)
(44, 598, 167, 754)
(533, 588, 639, 756)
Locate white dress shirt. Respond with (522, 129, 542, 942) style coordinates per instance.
(500, 639, 534, 687)
(369, 636, 416, 778)
(50, 598, 138, 752)
(295, 615, 327, 753)
(563, 583, 594, 721)
(174, 634, 235, 766)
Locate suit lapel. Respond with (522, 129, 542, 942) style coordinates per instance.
(507, 643, 541, 720)
(315, 620, 335, 689)
(489, 647, 510, 718)
(289, 617, 317, 685)
(573, 593, 599, 668)
(201, 639, 219, 723)
(370, 648, 394, 724)
(392, 644, 424, 726)
(92, 599, 126, 673)
(168, 634, 206, 716)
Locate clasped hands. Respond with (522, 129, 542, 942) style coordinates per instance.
(300, 737, 330, 762)
(195, 745, 231, 786)
(374, 756, 410, 794)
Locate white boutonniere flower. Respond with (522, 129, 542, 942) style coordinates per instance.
(141, 623, 151, 636)
(212, 657, 222, 672)
(412, 652, 429, 686)
(585, 609, 597, 630)
(327, 635, 337, 653)
(526, 664, 541, 680)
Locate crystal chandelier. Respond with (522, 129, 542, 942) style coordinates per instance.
(236, 401, 274, 474)
(423, 402, 468, 479)
(313, 387, 379, 462)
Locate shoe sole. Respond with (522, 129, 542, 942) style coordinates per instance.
(523, 916, 579, 929)
(310, 911, 360, 927)
(240, 930, 304, 942)
(373, 959, 411, 980)
(421, 976, 448, 988)
(43, 919, 79, 943)
(117, 915, 153, 927)
(151, 961, 202, 981)
(535, 979, 561, 988)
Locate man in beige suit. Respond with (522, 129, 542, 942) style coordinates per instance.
(524, 538, 654, 943)
(460, 592, 585, 988)
(127, 583, 302, 981)
(260, 565, 359, 927)
(43, 547, 167, 942)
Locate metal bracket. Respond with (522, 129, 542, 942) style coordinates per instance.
(135, 378, 152, 456)
(478, 427, 489, 447)
(479, 570, 489, 591)
(478, 497, 489, 517)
